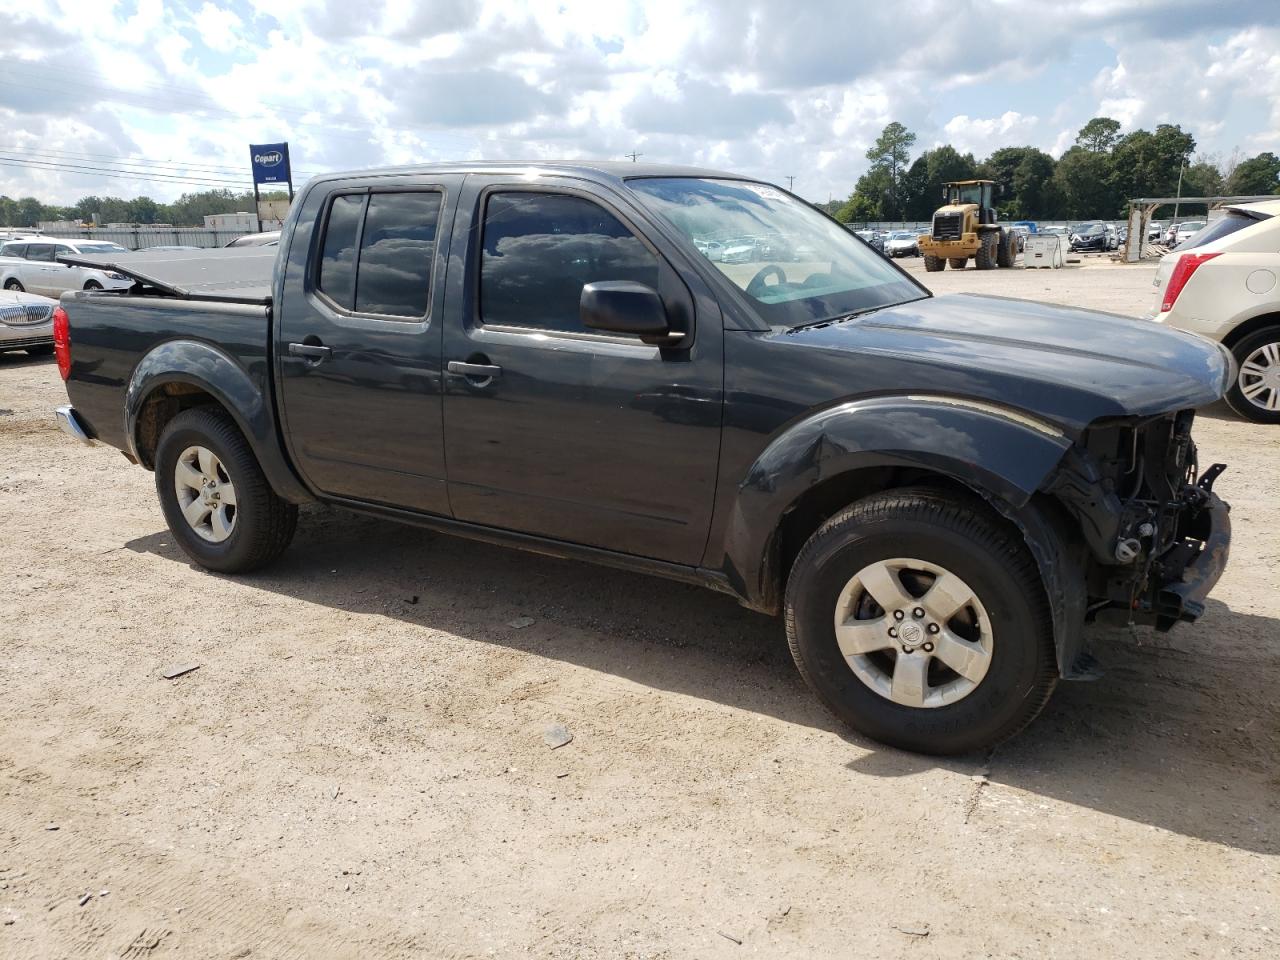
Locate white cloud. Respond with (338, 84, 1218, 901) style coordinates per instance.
(0, 0, 1275, 207)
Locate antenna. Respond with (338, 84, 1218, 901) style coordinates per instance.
(785, 175, 795, 191)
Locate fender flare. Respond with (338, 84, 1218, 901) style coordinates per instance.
(124, 339, 313, 503)
(719, 394, 1085, 674)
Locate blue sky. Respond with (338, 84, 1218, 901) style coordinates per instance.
(1, 0, 1277, 204)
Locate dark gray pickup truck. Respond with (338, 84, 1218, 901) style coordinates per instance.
(53, 162, 1232, 754)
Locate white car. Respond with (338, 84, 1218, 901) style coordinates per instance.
(1171, 220, 1206, 248)
(883, 231, 920, 257)
(0, 238, 134, 296)
(0, 288, 57, 356)
(1149, 200, 1280, 422)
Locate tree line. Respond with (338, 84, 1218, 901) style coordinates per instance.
(0, 188, 290, 228)
(821, 117, 1280, 223)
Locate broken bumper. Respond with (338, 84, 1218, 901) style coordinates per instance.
(1153, 490, 1231, 627)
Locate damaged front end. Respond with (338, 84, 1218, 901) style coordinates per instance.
(1044, 409, 1230, 630)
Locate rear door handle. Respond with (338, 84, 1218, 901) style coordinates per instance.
(447, 360, 502, 379)
(288, 342, 333, 361)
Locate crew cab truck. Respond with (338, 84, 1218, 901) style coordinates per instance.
(53, 162, 1232, 755)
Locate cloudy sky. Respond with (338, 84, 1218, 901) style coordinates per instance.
(2, 0, 1277, 205)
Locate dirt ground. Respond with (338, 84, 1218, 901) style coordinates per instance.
(1, 258, 1277, 959)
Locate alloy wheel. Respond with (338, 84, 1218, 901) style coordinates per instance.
(1239, 340, 1280, 413)
(833, 557, 994, 708)
(173, 445, 238, 542)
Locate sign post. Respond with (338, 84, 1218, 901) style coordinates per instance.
(249, 142, 293, 232)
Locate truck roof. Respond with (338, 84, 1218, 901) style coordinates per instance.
(309, 160, 750, 187)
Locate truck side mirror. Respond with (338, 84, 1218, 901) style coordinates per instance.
(580, 281, 672, 344)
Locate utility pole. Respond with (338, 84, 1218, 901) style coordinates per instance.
(1173, 158, 1185, 225)
(626, 151, 643, 162)
(785, 175, 795, 192)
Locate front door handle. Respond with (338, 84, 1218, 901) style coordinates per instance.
(447, 360, 503, 380)
(288, 342, 333, 361)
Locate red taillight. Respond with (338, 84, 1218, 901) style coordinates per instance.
(1161, 252, 1220, 313)
(52, 306, 71, 381)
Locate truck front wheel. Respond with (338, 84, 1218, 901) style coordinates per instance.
(155, 407, 298, 573)
(784, 488, 1057, 755)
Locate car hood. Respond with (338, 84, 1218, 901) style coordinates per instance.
(783, 293, 1232, 434)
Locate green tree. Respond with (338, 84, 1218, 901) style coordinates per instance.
(902, 146, 977, 221)
(126, 196, 161, 224)
(865, 121, 916, 220)
(1076, 117, 1122, 153)
(1053, 147, 1120, 218)
(1226, 152, 1280, 195)
(839, 166, 894, 222)
(977, 146, 1056, 219)
(15, 197, 46, 227)
(1182, 160, 1224, 199)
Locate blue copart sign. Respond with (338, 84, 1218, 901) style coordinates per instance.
(250, 143, 292, 186)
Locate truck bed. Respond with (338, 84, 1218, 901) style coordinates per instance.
(60, 247, 277, 304)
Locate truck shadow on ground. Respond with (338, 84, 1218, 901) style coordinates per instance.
(126, 503, 1278, 856)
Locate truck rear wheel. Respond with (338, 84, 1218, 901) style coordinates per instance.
(975, 232, 998, 270)
(784, 488, 1057, 755)
(947, 258, 967, 270)
(155, 407, 298, 573)
(997, 229, 1016, 268)
(923, 255, 945, 272)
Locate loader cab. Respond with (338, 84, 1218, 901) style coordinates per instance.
(943, 180, 999, 225)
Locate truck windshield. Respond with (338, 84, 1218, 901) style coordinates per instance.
(628, 178, 924, 327)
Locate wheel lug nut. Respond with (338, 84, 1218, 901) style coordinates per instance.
(913, 607, 925, 619)
(927, 623, 940, 635)
(893, 610, 905, 621)
(888, 627, 898, 638)
(922, 642, 935, 653)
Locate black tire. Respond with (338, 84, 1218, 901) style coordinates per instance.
(1225, 326, 1280, 424)
(4, 279, 23, 292)
(26, 344, 54, 357)
(923, 255, 945, 272)
(997, 229, 1016, 268)
(784, 488, 1057, 755)
(155, 406, 298, 573)
(975, 231, 998, 270)
(947, 257, 967, 270)
(83, 280, 103, 291)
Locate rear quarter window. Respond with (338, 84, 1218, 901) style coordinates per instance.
(1179, 211, 1271, 250)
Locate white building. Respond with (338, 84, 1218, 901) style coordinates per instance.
(203, 212, 258, 231)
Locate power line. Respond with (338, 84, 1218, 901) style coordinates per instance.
(0, 157, 254, 190)
(0, 145, 320, 180)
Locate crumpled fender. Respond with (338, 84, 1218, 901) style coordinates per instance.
(124, 339, 312, 503)
(719, 394, 1083, 671)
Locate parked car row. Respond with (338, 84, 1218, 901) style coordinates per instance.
(1, 238, 135, 296)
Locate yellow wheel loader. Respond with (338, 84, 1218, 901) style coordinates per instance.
(918, 180, 1017, 272)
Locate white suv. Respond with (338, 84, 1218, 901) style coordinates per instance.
(1149, 200, 1280, 422)
(0, 238, 134, 296)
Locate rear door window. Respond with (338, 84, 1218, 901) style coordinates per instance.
(354, 192, 442, 318)
(27, 243, 55, 262)
(316, 190, 443, 318)
(317, 194, 364, 311)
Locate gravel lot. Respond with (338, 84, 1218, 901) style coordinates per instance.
(2, 258, 1277, 958)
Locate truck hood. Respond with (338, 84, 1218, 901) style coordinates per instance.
(786, 293, 1232, 434)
